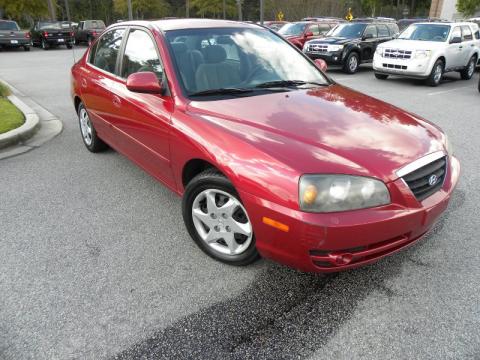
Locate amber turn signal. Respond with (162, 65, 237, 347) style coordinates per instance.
(302, 184, 318, 205)
(262, 217, 289, 232)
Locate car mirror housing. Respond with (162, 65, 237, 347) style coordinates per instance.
(450, 36, 462, 44)
(362, 33, 374, 40)
(126, 72, 163, 94)
(314, 58, 328, 72)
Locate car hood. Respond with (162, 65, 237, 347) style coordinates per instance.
(308, 36, 358, 45)
(187, 84, 445, 182)
(377, 39, 447, 50)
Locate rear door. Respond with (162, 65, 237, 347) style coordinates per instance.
(461, 25, 475, 65)
(361, 25, 378, 61)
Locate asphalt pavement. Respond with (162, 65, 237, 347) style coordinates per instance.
(0, 46, 479, 360)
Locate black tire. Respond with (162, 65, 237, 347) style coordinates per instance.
(343, 52, 360, 74)
(41, 39, 49, 50)
(23, 46, 30, 52)
(66, 44, 72, 49)
(182, 169, 259, 266)
(460, 55, 477, 80)
(77, 102, 108, 152)
(426, 59, 444, 87)
(375, 73, 388, 80)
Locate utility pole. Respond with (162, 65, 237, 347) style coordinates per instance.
(223, 0, 226, 19)
(186, 0, 190, 17)
(64, 0, 71, 21)
(260, 0, 264, 24)
(47, 0, 56, 20)
(127, 0, 133, 20)
(236, 0, 242, 21)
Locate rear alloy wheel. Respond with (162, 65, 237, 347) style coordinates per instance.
(77, 103, 108, 152)
(426, 59, 444, 87)
(375, 73, 388, 80)
(182, 170, 259, 266)
(41, 39, 49, 50)
(460, 55, 477, 80)
(343, 52, 359, 74)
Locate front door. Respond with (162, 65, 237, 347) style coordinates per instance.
(445, 26, 464, 69)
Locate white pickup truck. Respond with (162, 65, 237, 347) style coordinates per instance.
(373, 22, 480, 86)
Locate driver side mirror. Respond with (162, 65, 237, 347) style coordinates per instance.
(450, 36, 462, 44)
(304, 31, 314, 38)
(315, 58, 328, 72)
(126, 71, 164, 94)
(362, 33, 374, 40)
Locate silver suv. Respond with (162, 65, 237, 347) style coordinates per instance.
(373, 22, 480, 86)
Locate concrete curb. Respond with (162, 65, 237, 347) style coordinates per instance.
(0, 79, 63, 160)
(0, 94, 40, 148)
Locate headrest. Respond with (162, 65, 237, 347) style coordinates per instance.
(216, 35, 234, 45)
(203, 45, 227, 63)
(170, 42, 187, 54)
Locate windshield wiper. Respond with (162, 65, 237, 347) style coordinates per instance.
(255, 80, 327, 89)
(190, 88, 253, 97)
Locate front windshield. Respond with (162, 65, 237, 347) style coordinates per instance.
(327, 23, 366, 38)
(39, 21, 64, 30)
(398, 24, 451, 41)
(0, 21, 19, 31)
(165, 27, 329, 97)
(278, 22, 307, 36)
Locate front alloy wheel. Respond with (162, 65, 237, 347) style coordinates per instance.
(427, 59, 444, 87)
(183, 170, 259, 265)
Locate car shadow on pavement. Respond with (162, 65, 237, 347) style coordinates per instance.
(112, 215, 451, 360)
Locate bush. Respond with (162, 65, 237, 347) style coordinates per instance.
(0, 82, 11, 97)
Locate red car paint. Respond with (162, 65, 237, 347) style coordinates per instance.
(71, 19, 460, 272)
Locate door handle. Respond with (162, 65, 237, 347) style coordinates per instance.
(458, 46, 463, 49)
(112, 95, 121, 108)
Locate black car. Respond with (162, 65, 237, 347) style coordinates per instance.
(303, 21, 399, 74)
(31, 21, 74, 50)
(74, 20, 106, 46)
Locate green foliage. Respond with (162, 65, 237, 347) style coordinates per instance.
(113, 0, 171, 19)
(457, 0, 480, 16)
(190, 0, 237, 18)
(0, 0, 52, 20)
(0, 98, 24, 134)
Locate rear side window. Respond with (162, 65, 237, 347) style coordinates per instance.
(387, 23, 399, 36)
(377, 25, 389, 37)
(319, 24, 331, 34)
(90, 28, 125, 74)
(308, 24, 320, 36)
(461, 25, 473, 40)
(121, 29, 163, 79)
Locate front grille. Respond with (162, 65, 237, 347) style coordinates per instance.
(384, 48, 412, 59)
(383, 63, 407, 70)
(402, 156, 447, 201)
(308, 44, 328, 52)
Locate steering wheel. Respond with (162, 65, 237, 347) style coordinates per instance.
(433, 35, 444, 41)
(243, 64, 269, 84)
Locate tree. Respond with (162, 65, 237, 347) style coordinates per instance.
(457, 0, 480, 16)
(113, 0, 171, 19)
(0, 0, 52, 20)
(190, 0, 237, 18)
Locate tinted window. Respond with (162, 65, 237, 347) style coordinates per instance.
(475, 30, 480, 40)
(451, 26, 462, 41)
(377, 25, 389, 37)
(364, 25, 377, 38)
(308, 24, 320, 36)
(39, 21, 64, 30)
(461, 25, 473, 40)
(91, 28, 125, 74)
(85, 20, 106, 30)
(121, 29, 163, 79)
(319, 24, 331, 34)
(0, 21, 19, 31)
(328, 23, 367, 38)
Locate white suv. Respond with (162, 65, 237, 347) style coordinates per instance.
(373, 22, 480, 86)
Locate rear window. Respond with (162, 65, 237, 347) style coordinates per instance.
(85, 20, 106, 30)
(0, 21, 19, 31)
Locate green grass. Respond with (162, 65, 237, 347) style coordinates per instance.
(0, 98, 24, 134)
(0, 81, 11, 97)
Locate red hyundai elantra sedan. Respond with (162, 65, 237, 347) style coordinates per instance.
(71, 19, 460, 272)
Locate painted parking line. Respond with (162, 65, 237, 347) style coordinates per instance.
(427, 85, 474, 96)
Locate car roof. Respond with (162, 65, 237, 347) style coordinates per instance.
(412, 22, 475, 26)
(149, 18, 262, 31)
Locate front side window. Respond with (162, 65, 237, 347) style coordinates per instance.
(165, 27, 329, 96)
(327, 24, 367, 39)
(121, 29, 163, 79)
(278, 23, 308, 36)
(399, 24, 451, 42)
(377, 25, 389, 37)
(364, 25, 377, 38)
(91, 28, 125, 74)
(450, 26, 462, 41)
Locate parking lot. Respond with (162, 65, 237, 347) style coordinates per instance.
(1, 45, 479, 359)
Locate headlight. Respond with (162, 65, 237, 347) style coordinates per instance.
(375, 47, 384, 57)
(445, 135, 454, 155)
(299, 175, 390, 212)
(415, 50, 431, 59)
(327, 44, 343, 52)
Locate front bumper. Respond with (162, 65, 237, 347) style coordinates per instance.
(0, 38, 31, 47)
(373, 53, 432, 78)
(305, 50, 344, 65)
(240, 155, 460, 273)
